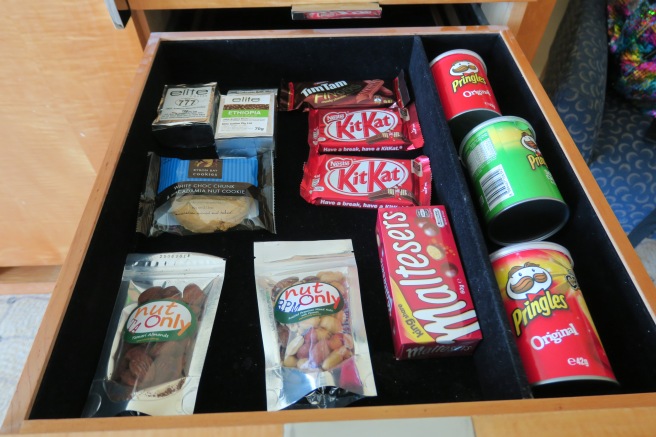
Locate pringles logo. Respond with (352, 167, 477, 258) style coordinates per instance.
(520, 132, 547, 170)
(450, 60, 487, 93)
(505, 262, 568, 336)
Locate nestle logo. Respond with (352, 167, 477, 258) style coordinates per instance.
(324, 112, 346, 123)
(327, 158, 352, 170)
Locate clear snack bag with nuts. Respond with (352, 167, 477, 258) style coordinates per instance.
(82, 252, 226, 417)
(254, 239, 377, 411)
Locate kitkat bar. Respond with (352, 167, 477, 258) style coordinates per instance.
(280, 72, 411, 111)
(376, 206, 482, 359)
(309, 103, 424, 153)
(300, 153, 432, 209)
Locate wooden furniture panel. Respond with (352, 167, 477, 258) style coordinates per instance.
(0, 0, 143, 267)
(128, 0, 530, 9)
(515, 0, 557, 61)
(116, 0, 545, 57)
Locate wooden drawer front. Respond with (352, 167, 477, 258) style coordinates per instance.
(23, 29, 656, 425)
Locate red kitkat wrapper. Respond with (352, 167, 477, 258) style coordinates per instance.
(376, 206, 482, 359)
(309, 103, 424, 153)
(280, 72, 410, 111)
(300, 153, 432, 209)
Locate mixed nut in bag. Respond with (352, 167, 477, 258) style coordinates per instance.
(254, 239, 377, 411)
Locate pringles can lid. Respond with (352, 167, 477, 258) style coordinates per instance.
(429, 49, 489, 73)
(458, 115, 533, 158)
(489, 241, 573, 265)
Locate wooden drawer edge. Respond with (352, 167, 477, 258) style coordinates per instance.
(0, 36, 162, 436)
(128, 0, 537, 11)
(16, 393, 656, 435)
(148, 25, 508, 43)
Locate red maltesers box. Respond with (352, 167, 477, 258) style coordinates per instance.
(376, 206, 482, 359)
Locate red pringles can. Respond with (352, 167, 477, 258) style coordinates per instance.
(430, 49, 501, 144)
(490, 242, 617, 391)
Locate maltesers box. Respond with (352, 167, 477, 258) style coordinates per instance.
(376, 205, 482, 359)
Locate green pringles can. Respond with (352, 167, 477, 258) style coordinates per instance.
(459, 116, 569, 245)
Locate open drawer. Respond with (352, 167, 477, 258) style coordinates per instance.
(5, 27, 656, 435)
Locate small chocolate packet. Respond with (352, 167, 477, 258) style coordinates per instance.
(254, 239, 377, 411)
(82, 252, 227, 417)
(137, 152, 276, 236)
(280, 72, 410, 112)
(215, 89, 277, 157)
(152, 83, 219, 148)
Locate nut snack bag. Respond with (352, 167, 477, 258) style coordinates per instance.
(254, 239, 376, 411)
(82, 252, 226, 417)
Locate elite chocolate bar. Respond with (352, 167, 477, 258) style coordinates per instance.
(152, 83, 219, 148)
(214, 89, 277, 156)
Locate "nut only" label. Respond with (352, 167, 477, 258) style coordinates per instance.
(124, 300, 197, 343)
(274, 281, 344, 324)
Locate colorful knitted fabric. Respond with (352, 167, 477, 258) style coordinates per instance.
(607, 0, 656, 118)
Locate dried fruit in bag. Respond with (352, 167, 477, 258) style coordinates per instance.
(82, 252, 226, 417)
(254, 239, 376, 411)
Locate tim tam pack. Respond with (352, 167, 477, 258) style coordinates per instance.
(376, 206, 482, 359)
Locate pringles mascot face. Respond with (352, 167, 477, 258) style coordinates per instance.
(506, 262, 552, 300)
(450, 60, 479, 77)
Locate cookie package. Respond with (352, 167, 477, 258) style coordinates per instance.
(253, 239, 377, 411)
(82, 252, 227, 417)
(137, 152, 276, 236)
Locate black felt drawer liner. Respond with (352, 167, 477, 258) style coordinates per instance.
(29, 33, 656, 419)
